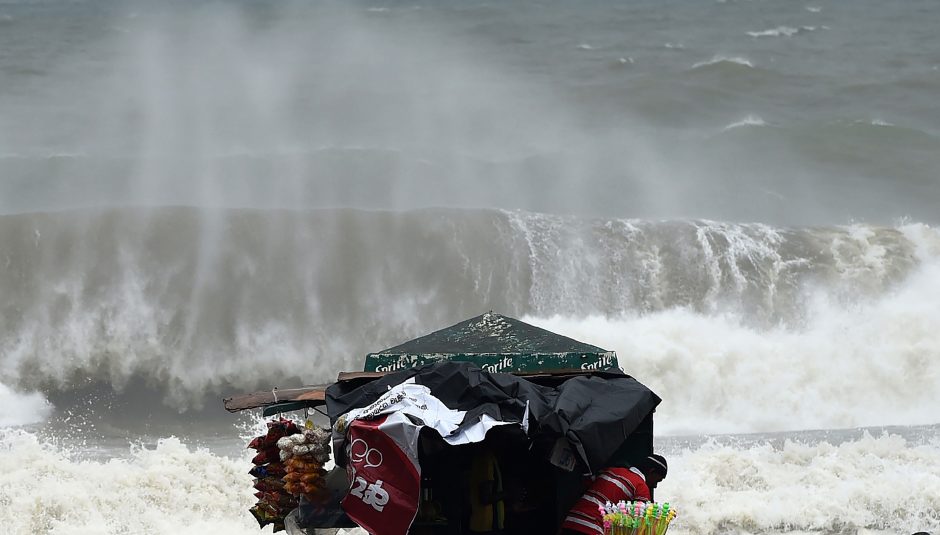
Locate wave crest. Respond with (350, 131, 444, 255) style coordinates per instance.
(1, 208, 937, 418)
(747, 26, 819, 38)
(691, 55, 754, 70)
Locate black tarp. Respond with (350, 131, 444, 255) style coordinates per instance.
(326, 361, 660, 474)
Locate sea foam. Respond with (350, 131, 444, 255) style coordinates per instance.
(658, 432, 940, 534)
(747, 26, 818, 38)
(722, 115, 767, 131)
(2, 428, 936, 534)
(692, 56, 754, 69)
(2, 210, 938, 421)
(526, 224, 940, 435)
(0, 384, 51, 427)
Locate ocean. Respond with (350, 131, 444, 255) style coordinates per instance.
(1, 0, 938, 533)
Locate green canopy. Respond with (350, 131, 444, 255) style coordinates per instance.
(363, 312, 619, 373)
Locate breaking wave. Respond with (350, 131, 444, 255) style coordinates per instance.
(1, 207, 938, 435)
(746, 26, 819, 38)
(721, 115, 767, 131)
(691, 56, 754, 70)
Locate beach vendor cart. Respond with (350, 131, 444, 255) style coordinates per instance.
(224, 312, 662, 535)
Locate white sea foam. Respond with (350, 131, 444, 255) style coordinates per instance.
(748, 26, 798, 38)
(525, 225, 940, 435)
(747, 26, 818, 38)
(692, 55, 754, 69)
(0, 428, 366, 535)
(659, 432, 940, 534)
(0, 429, 257, 534)
(0, 384, 52, 427)
(576, 43, 594, 50)
(806, 6, 822, 13)
(3, 428, 937, 534)
(722, 115, 767, 131)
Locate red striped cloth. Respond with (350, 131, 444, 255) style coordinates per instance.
(560, 467, 651, 535)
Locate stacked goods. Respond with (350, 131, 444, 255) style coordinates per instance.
(601, 502, 678, 535)
(277, 425, 331, 503)
(247, 418, 301, 531)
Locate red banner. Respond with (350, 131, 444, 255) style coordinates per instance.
(341, 415, 420, 535)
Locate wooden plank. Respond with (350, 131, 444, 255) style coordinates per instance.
(222, 367, 627, 413)
(336, 371, 387, 382)
(297, 390, 327, 402)
(222, 384, 330, 412)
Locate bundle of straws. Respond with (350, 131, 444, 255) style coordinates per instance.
(600, 501, 677, 535)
